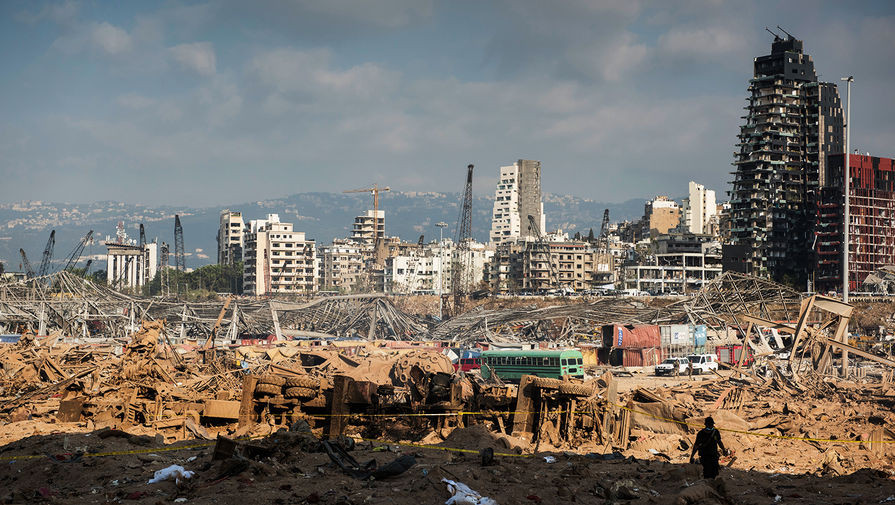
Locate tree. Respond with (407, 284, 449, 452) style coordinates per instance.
(143, 262, 243, 297)
(587, 228, 596, 243)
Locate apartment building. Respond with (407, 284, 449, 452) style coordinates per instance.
(816, 154, 895, 292)
(243, 214, 316, 296)
(318, 239, 366, 292)
(642, 196, 680, 237)
(351, 210, 385, 244)
(488, 239, 597, 293)
(489, 160, 545, 243)
(680, 182, 717, 235)
(217, 210, 244, 265)
(624, 234, 722, 294)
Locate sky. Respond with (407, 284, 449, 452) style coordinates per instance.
(1, 0, 893, 207)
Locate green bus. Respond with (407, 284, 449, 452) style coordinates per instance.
(480, 349, 585, 381)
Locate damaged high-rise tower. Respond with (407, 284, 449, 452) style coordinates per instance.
(727, 30, 844, 285)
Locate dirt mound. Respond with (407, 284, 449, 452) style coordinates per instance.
(437, 424, 528, 454)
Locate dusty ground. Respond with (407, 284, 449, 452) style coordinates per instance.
(600, 368, 727, 393)
(1, 425, 894, 505)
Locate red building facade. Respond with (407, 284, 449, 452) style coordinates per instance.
(816, 154, 895, 292)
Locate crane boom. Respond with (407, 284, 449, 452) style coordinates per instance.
(62, 230, 94, 272)
(20, 249, 35, 279)
(598, 209, 610, 254)
(38, 230, 55, 277)
(174, 215, 185, 273)
(203, 296, 233, 349)
(451, 164, 474, 312)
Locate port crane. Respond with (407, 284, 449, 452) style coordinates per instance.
(37, 230, 55, 278)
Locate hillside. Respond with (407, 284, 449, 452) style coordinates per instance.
(0, 193, 649, 271)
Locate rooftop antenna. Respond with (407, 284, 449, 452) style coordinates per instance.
(776, 26, 795, 39)
(765, 27, 782, 40)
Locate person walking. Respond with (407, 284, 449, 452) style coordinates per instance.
(690, 416, 727, 479)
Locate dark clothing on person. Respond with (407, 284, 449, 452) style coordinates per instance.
(693, 427, 723, 478)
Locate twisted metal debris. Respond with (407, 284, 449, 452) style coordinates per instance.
(0, 271, 804, 344)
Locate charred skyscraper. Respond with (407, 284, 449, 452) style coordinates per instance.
(728, 31, 844, 284)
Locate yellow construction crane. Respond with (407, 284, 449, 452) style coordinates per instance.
(344, 184, 390, 251)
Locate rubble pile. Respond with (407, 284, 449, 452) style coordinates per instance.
(0, 320, 247, 445)
(2, 272, 895, 503)
(624, 375, 895, 476)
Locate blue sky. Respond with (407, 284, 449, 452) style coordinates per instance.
(1, 0, 893, 206)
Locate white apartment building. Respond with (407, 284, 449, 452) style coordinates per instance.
(680, 181, 717, 235)
(489, 160, 545, 244)
(243, 214, 316, 296)
(385, 240, 493, 294)
(351, 210, 385, 244)
(217, 210, 244, 265)
(318, 239, 367, 292)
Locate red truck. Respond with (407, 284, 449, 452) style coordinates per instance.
(715, 345, 753, 367)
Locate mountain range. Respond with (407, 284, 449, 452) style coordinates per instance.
(0, 192, 653, 272)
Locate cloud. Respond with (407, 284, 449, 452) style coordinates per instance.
(567, 32, 649, 82)
(658, 26, 747, 56)
(52, 21, 132, 56)
(89, 22, 132, 55)
(233, 0, 434, 31)
(250, 48, 398, 100)
(115, 93, 155, 110)
(17, 0, 81, 25)
(169, 42, 216, 76)
(297, 0, 434, 28)
(5, 1, 895, 211)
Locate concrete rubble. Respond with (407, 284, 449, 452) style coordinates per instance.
(1, 271, 894, 503)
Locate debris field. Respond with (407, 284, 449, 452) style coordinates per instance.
(1, 272, 895, 503)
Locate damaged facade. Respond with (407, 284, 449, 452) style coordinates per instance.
(728, 33, 844, 284)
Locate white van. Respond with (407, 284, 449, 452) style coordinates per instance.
(686, 354, 719, 374)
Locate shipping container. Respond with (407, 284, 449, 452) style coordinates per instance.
(602, 324, 660, 349)
(693, 325, 707, 348)
(608, 347, 663, 367)
(577, 344, 602, 366)
(690, 324, 708, 354)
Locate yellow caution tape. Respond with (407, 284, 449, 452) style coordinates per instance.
(3, 400, 884, 463)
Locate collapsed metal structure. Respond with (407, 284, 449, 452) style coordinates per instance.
(0, 271, 806, 345)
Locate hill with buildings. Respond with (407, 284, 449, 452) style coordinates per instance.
(0, 192, 649, 272)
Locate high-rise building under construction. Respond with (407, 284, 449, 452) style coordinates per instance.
(728, 32, 844, 284)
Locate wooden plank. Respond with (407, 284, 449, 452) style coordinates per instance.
(710, 386, 734, 410)
(512, 375, 537, 436)
(327, 375, 350, 438)
(238, 375, 257, 427)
